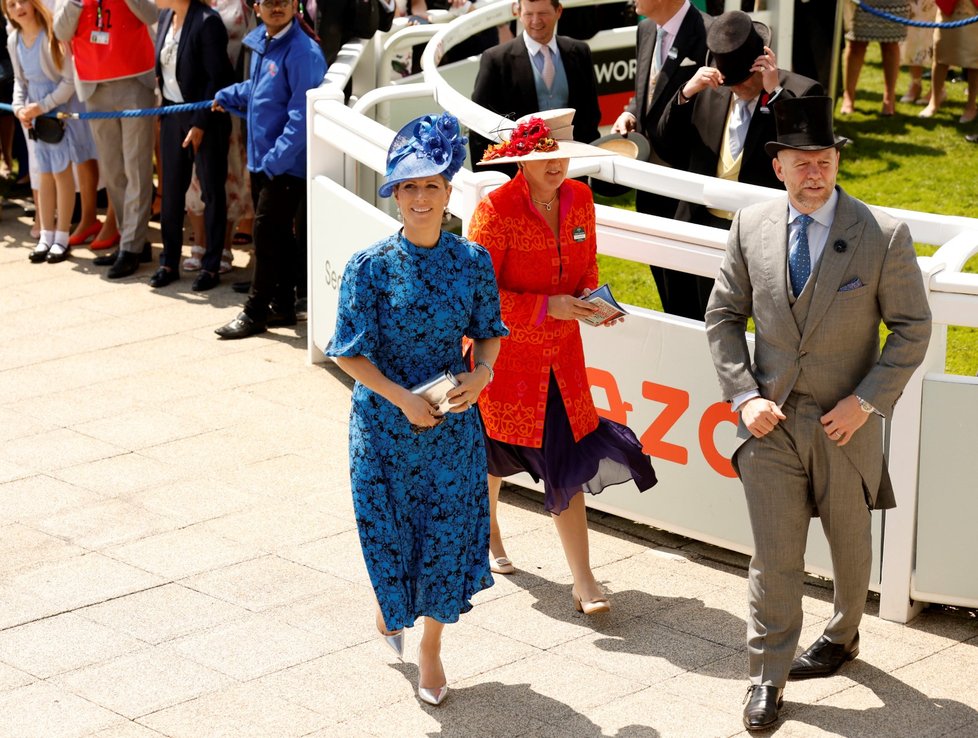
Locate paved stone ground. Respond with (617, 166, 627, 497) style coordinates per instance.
(1, 198, 977, 738)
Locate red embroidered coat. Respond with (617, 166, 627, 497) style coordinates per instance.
(468, 173, 599, 448)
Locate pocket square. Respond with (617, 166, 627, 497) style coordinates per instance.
(679, 57, 698, 67)
(838, 277, 865, 292)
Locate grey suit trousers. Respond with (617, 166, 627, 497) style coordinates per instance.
(735, 391, 872, 688)
(86, 78, 155, 254)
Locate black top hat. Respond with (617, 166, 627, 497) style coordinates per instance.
(706, 11, 771, 87)
(764, 96, 849, 157)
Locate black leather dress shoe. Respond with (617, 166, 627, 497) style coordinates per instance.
(267, 304, 297, 327)
(215, 311, 267, 339)
(192, 270, 220, 292)
(93, 250, 118, 266)
(743, 685, 783, 731)
(966, 133, 978, 144)
(95, 242, 151, 267)
(789, 632, 859, 680)
(149, 267, 178, 288)
(107, 249, 143, 279)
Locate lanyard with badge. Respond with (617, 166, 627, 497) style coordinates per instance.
(91, 0, 111, 45)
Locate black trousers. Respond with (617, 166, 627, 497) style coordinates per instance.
(244, 171, 306, 320)
(159, 106, 230, 274)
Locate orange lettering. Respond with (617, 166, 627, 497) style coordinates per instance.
(698, 402, 738, 478)
(640, 382, 688, 464)
(587, 367, 633, 424)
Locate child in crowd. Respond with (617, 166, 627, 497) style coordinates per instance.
(4, 0, 97, 263)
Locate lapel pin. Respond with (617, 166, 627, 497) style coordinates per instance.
(834, 239, 847, 253)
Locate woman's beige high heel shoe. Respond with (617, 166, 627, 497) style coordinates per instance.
(490, 556, 515, 575)
(572, 589, 611, 615)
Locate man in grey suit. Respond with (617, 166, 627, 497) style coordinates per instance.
(704, 97, 932, 731)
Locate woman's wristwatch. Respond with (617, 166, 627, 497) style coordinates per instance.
(475, 360, 494, 383)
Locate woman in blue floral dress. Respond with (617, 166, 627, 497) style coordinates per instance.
(326, 113, 507, 707)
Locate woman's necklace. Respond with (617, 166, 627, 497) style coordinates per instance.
(531, 192, 558, 212)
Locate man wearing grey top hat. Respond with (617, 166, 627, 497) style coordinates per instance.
(704, 96, 932, 730)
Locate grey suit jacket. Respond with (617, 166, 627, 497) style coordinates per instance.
(705, 188, 932, 507)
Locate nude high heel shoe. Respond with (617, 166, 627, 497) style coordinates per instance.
(572, 588, 611, 615)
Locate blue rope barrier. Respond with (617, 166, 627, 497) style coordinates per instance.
(0, 99, 244, 119)
(851, 0, 978, 28)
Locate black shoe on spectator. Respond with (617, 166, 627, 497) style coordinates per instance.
(215, 311, 267, 339)
(149, 267, 178, 288)
(192, 270, 220, 292)
(107, 250, 142, 279)
(232, 280, 252, 294)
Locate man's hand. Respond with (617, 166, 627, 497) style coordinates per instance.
(820, 395, 870, 447)
(740, 397, 786, 438)
(611, 111, 636, 135)
(751, 46, 779, 94)
(682, 66, 723, 100)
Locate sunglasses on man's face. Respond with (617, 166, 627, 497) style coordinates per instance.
(257, 0, 292, 8)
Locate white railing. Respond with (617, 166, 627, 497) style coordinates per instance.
(306, 6, 978, 624)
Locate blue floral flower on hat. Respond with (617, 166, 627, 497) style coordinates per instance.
(378, 113, 468, 198)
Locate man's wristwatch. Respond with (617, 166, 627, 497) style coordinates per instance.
(475, 360, 494, 383)
(855, 395, 876, 414)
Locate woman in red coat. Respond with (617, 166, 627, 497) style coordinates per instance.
(470, 110, 657, 615)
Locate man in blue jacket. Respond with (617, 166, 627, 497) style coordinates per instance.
(213, 0, 326, 339)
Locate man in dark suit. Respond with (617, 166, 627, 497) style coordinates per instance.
(610, 0, 711, 321)
(469, 0, 600, 169)
(655, 11, 823, 319)
(611, 0, 711, 211)
(705, 96, 931, 731)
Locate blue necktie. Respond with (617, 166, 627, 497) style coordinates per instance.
(789, 214, 813, 297)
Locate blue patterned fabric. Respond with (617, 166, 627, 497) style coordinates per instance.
(326, 230, 508, 630)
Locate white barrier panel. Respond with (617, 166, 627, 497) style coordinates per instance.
(308, 176, 398, 365)
(913, 374, 978, 608)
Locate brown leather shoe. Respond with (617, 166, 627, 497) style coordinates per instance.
(789, 632, 859, 680)
(743, 685, 783, 731)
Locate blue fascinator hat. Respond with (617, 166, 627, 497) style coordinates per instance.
(378, 112, 468, 198)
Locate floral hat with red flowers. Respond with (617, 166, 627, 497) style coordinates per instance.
(478, 109, 614, 166)
(379, 112, 468, 198)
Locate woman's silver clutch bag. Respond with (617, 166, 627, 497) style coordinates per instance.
(410, 370, 460, 415)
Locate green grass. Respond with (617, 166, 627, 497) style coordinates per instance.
(595, 45, 978, 376)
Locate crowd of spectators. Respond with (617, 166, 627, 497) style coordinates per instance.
(2, 0, 974, 328)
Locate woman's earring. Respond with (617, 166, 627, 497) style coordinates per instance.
(396, 208, 403, 222)
(442, 208, 451, 224)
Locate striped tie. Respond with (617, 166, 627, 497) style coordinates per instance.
(789, 214, 814, 297)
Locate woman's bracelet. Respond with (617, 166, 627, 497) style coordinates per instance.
(474, 360, 494, 384)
